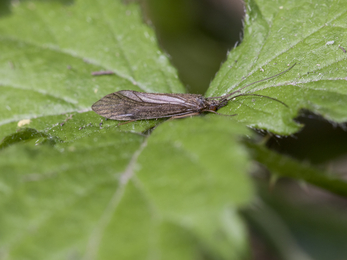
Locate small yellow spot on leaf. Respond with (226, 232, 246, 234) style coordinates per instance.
(18, 119, 31, 127)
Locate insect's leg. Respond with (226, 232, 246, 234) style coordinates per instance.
(117, 119, 139, 126)
(205, 110, 238, 117)
(168, 113, 200, 120)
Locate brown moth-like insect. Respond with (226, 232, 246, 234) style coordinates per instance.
(92, 64, 295, 122)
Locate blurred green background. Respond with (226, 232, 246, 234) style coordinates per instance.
(144, 0, 244, 95)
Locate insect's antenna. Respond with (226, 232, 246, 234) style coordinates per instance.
(228, 93, 288, 107)
(204, 110, 238, 117)
(208, 63, 296, 100)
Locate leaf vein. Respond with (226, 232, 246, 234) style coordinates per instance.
(0, 36, 150, 92)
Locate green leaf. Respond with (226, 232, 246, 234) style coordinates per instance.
(0, 110, 158, 149)
(135, 116, 253, 258)
(0, 0, 184, 135)
(0, 116, 253, 259)
(207, 0, 347, 135)
(2, 0, 345, 258)
(0, 129, 146, 259)
(0, 1, 254, 259)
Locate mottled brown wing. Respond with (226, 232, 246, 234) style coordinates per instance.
(92, 90, 202, 120)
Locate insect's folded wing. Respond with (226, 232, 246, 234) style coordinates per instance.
(120, 91, 194, 106)
(92, 91, 194, 120)
(92, 92, 140, 120)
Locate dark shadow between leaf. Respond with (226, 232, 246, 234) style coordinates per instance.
(0, 128, 61, 150)
(267, 110, 347, 164)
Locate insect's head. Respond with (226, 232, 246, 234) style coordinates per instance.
(208, 99, 226, 111)
(216, 99, 229, 110)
